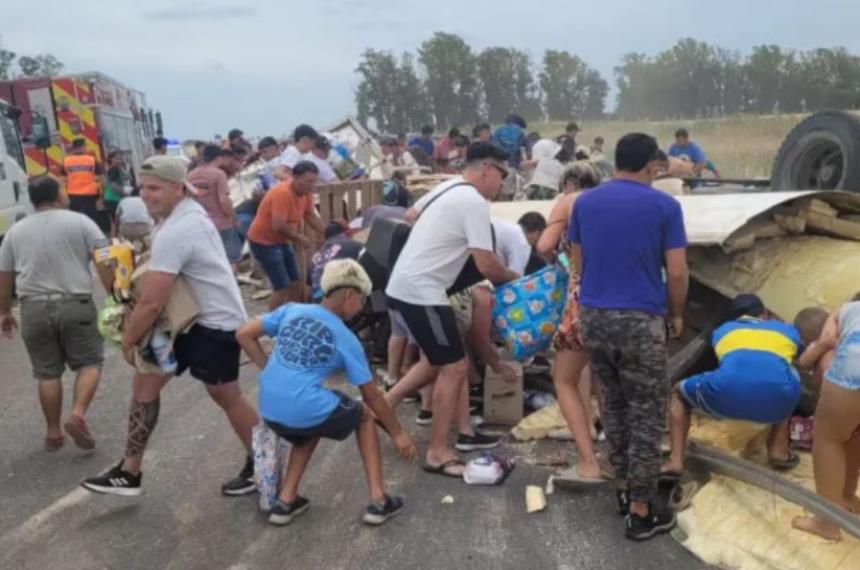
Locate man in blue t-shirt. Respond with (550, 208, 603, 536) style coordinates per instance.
(236, 259, 416, 527)
(663, 294, 803, 479)
(492, 113, 528, 169)
(408, 125, 435, 160)
(667, 128, 706, 175)
(568, 132, 689, 541)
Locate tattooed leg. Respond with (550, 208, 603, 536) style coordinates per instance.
(122, 397, 160, 473)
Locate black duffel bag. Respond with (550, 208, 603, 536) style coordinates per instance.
(358, 182, 495, 296)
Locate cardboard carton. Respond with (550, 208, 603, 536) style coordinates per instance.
(483, 361, 523, 425)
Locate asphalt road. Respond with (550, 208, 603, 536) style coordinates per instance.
(0, 293, 711, 570)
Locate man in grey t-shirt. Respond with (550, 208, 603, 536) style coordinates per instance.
(82, 156, 259, 498)
(0, 176, 114, 451)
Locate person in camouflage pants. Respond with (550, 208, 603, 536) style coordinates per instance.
(579, 308, 669, 504)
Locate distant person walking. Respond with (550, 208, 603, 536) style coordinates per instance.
(62, 138, 104, 225)
(570, 133, 689, 541)
(152, 137, 168, 156)
(0, 176, 114, 450)
(81, 157, 259, 497)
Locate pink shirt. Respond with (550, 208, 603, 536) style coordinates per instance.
(187, 164, 233, 230)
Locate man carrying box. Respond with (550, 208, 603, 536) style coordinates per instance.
(81, 156, 259, 497)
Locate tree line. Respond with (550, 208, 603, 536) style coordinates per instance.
(355, 33, 860, 133)
(0, 35, 65, 80)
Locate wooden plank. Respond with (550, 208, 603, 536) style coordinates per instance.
(346, 184, 358, 220)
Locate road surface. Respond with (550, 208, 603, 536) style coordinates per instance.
(0, 294, 710, 570)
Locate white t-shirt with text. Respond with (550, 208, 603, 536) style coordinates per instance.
(386, 178, 493, 306)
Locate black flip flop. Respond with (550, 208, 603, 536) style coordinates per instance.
(422, 459, 465, 479)
(769, 450, 800, 471)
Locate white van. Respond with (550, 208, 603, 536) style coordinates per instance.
(0, 100, 34, 244)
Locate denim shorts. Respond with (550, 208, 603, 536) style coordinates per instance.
(249, 241, 299, 290)
(825, 331, 860, 391)
(219, 227, 243, 263)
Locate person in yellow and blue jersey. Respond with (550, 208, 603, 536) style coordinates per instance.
(663, 294, 804, 476)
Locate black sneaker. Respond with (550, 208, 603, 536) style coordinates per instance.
(616, 489, 630, 516)
(415, 410, 433, 426)
(222, 456, 256, 496)
(268, 496, 310, 526)
(625, 503, 677, 541)
(363, 495, 404, 526)
(455, 432, 501, 452)
(81, 462, 142, 497)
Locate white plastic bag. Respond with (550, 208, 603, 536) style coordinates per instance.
(463, 453, 515, 485)
(252, 423, 291, 511)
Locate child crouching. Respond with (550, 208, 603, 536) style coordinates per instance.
(236, 259, 417, 527)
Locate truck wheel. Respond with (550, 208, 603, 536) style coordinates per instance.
(771, 110, 860, 192)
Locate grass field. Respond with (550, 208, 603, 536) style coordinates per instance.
(536, 113, 812, 179)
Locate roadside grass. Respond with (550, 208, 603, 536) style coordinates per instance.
(535, 113, 815, 179)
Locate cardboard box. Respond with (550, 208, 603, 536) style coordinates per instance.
(483, 361, 523, 425)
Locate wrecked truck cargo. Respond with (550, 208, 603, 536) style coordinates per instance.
(490, 190, 860, 321)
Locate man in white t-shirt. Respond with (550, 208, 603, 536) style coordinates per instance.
(82, 157, 260, 498)
(385, 142, 520, 478)
(492, 217, 532, 275)
(276, 124, 319, 179)
(307, 136, 339, 184)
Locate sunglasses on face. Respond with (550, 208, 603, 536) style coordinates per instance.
(485, 161, 509, 180)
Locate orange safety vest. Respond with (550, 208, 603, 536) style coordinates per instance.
(63, 154, 98, 196)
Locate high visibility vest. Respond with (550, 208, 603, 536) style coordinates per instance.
(63, 154, 98, 196)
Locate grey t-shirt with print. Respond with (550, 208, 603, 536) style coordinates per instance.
(148, 198, 247, 331)
(0, 209, 108, 297)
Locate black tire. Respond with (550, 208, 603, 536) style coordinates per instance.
(771, 110, 860, 192)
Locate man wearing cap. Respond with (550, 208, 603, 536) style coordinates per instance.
(571, 133, 689, 540)
(0, 176, 114, 451)
(61, 138, 105, 225)
(385, 142, 520, 478)
(663, 293, 803, 477)
(81, 156, 260, 497)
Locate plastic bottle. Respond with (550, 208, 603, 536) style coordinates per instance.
(150, 328, 177, 373)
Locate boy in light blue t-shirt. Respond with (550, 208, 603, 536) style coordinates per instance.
(237, 259, 416, 527)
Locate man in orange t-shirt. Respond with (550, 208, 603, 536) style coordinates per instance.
(248, 161, 324, 308)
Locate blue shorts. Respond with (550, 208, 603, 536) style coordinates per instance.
(219, 227, 243, 263)
(249, 241, 299, 291)
(236, 211, 254, 239)
(826, 332, 860, 391)
(678, 365, 801, 424)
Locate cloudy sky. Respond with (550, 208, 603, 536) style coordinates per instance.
(4, 0, 859, 139)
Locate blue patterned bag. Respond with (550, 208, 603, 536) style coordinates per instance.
(492, 264, 569, 361)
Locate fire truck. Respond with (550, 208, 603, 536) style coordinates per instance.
(0, 71, 162, 177)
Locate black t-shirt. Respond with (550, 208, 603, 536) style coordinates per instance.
(309, 236, 363, 293)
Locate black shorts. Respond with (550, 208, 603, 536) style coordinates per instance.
(173, 324, 240, 385)
(388, 297, 465, 366)
(264, 392, 364, 445)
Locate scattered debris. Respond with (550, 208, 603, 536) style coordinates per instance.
(251, 290, 272, 301)
(526, 485, 547, 513)
(511, 403, 567, 441)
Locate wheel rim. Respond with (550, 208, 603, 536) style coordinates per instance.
(794, 139, 844, 190)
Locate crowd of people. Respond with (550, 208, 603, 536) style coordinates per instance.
(0, 114, 857, 544)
